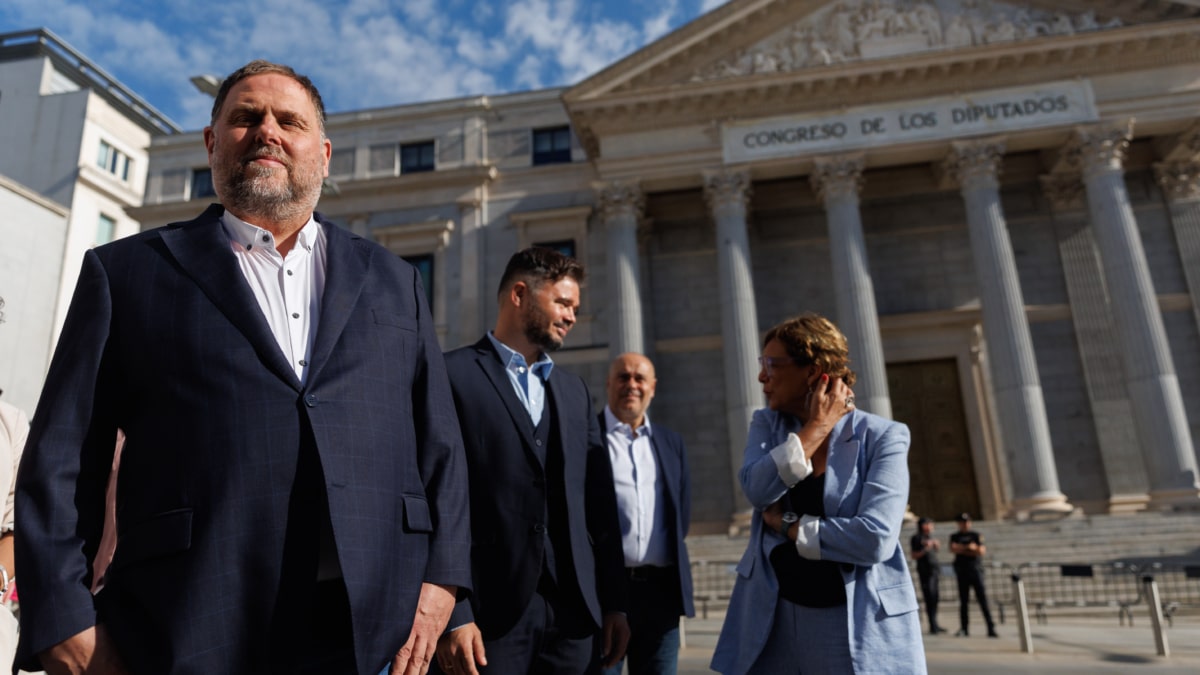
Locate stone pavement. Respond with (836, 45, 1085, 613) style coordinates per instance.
(674, 610, 1200, 674)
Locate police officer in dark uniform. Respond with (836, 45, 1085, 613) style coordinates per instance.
(910, 517, 946, 634)
(949, 512, 998, 638)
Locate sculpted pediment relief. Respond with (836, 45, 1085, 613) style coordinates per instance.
(690, 1, 1148, 83)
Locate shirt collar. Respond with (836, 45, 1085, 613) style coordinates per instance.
(221, 209, 320, 255)
(603, 405, 652, 437)
(486, 332, 554, 381)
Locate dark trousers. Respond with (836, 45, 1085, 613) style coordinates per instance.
(955, 565, 995, 633)
(435, 574, 598, 675)
(918, 568, 940, 631)
(601, 566, 682, 675)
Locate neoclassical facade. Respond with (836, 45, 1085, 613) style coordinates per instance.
(131, 0, 1200, 530)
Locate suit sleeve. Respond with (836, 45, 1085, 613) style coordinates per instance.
(15, 251, 120, 663)
(584, 389, 629, 615)
(408, 267, 472, 594)
(738, 409, 792, 509)
(816, 422, 911, 567)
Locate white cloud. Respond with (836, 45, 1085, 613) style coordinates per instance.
(699, 0, 728, 13)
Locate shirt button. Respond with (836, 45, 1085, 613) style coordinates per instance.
(262, 234, 270, 243)
(299, 359, 308, 366)
(287, 270, 294, 276)
(292, 313, 300, 319)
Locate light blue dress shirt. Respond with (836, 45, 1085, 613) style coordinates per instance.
(486, 332, 554, 424)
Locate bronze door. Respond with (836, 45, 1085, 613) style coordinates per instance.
(887, 358, 980, 521)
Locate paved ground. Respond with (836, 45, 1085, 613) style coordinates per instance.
(674, 610, 1200, 673)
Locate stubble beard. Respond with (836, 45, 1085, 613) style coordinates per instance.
(216, 145, 323, 224)
(522, 303, 565, 353)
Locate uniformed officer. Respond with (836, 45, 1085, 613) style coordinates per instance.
(949, 512, 998, 638)
(911, 517, 946, 635)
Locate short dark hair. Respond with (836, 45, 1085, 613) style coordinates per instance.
(497, 247, 585, 299)
(210, 60, 327, 135)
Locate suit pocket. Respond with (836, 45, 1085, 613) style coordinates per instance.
(109, 508, 193, 572)
(373, 309, 418, 332)
(402, 494, 433, 532)
(877, 581, 919, 616)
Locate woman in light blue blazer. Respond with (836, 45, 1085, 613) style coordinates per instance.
(712, 314, 925, 674)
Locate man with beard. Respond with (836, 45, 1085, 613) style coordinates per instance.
(436, 248, 629, 674)
(15, 60, 470, 675)
(599, 353, 693, 675)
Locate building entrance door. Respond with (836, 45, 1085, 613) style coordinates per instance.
(887, 358, 980, 521)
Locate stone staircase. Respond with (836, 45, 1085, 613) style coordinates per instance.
(684, 510, 1200, 566)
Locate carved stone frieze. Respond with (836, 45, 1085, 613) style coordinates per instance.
(1058, 121, 1134, 180)
(943, 139, 1006, 190)
(595, 181, 645, 223)
(703, 169, 753, 212)
(691, 0, 1126, 82)
(810, 154, 865, 202)
(1154, 161, 1200, 202)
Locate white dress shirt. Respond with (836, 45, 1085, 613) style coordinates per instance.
(604, 406, 670, 568)
(221, 211, 326, 385)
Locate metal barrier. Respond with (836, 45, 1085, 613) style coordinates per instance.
(690, 558, 739, 620)
(909, 560, 1015, 623)
(1136, 562, 1200, 627)
(1012, 562, 1142, 626)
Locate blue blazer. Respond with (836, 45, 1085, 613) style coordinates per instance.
(15, 205, 472, 674)
(443, 338, 628, 637)
(711, 408, 925, 675)
(598, 414, 695, 620)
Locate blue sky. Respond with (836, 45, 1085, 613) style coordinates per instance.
(1, 0, 728, 131)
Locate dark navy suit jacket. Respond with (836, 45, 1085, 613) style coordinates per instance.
(443, 337, 628, 638)
(599, 413, 695, 622)
(15, 205, 471, 674)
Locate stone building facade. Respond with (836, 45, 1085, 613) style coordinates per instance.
(131, 0, 1200, 531)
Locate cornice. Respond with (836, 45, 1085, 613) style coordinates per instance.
(566, 20, 1200, 147)
(329, 164, 497, 198)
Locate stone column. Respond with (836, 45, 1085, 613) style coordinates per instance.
(943, 139, 1073, 517)
(457, 190, 487, 347)
(1155, 160, 1200, 334)
(1066, 122, 1200, 508)
(703, 169, 762, 525)
(810, 154, 891, 419)
(597, 181, 646, 357)
(1040, 172, 1149, 512)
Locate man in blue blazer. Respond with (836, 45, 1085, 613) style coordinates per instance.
(599, 353, 693, 675)
(15, 61, 470, 675)
(436, 248, 629, 674)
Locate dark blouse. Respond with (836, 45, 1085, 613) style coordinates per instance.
(769, 472, 848, 607)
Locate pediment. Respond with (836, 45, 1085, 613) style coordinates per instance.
(565, 0, 1200, 101)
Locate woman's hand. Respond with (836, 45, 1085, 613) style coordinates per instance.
(798, 374, 855, 457)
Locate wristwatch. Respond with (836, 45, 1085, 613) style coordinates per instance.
(779, 511, 799, 537)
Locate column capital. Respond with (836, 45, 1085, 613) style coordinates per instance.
(1062, 120, 1134, 180)
(703, 168, 752, 212)
(595, 180, 645, 223)
(1154, 160, 1200, 202)
(810, 153, 865, 202)
(943, 138, 1006, 191)
(1039, 172, 1086, 212)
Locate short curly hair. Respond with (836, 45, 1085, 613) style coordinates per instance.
(763, 313, 857, 386)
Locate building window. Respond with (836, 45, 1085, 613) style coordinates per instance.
(532, 126, 572, 165)
(97, 213, 116, 245)
(403, 254, 435, 309)
(97, 140, 131, 181)
(401, 141, 436, 174)
(191, 168, 216, 199)
(534, 239, 576, 259)
(329, 147, 355, 177)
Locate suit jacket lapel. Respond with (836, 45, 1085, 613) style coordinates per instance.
(649, 432, 681, 512)
(305, 217, 369, 386)
(825, 410, 861, 517)
(472, 338, 540, 458)
(158, 204, 301, 390)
